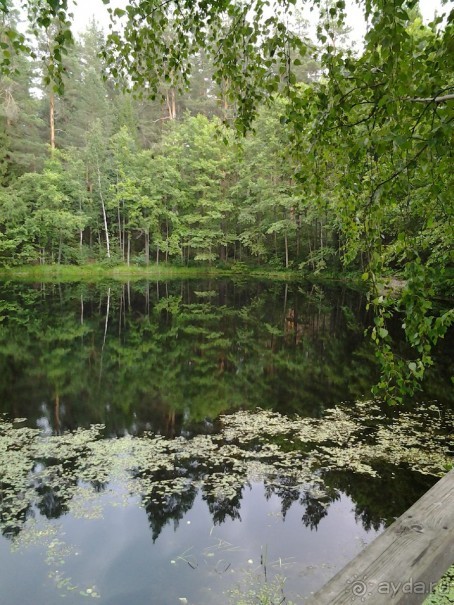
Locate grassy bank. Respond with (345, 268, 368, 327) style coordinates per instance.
(0, 263, 304, 283)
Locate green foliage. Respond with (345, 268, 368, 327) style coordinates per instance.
(230, 573, 295, 605)
(1, 0, 73, 92)
(1, 151, 88, 264)
(283, 5, 454, 401)
(0, 1, 453, 403)
(423, 566, 454, 605)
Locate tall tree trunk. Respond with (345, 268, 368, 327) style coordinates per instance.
(122, 201, 126, 261)
(118, 203, 123, 260)
(99, 287, 111, 384)
(171, 88, 176, 120)
(296, 213, 301, 259)
(102, 287, 111, 352)
(308, 237, 315, 271)
(284, 232, 289, 269)
(49, 89, 55, 151)
(165, 91, 171, 119)
(79, 198, 83, 252)
(283, 283, 288, 322)
(96, 159, 110, 258)
(145, 229, 150, 266)
(145, 281, 150, 317)
(119, 287, 123, 337)
(166, 88, 177, 120)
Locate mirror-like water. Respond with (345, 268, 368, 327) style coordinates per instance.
(0, 279, 452, 604)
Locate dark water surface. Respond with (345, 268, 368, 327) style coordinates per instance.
(0, 279, 452, 604)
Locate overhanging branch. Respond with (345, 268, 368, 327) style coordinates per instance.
(406, 94, 454, 103)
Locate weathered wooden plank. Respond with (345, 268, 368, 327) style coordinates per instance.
(306, 469, 454, 604)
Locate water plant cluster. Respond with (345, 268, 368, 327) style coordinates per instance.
(1, 400, 451, 540)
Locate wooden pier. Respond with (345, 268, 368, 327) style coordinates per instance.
(307, 469, 454, 604)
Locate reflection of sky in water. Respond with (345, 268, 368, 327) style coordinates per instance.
(0, 482, 382, 605)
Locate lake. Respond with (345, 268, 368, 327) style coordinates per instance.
(0, 278, 452, 604)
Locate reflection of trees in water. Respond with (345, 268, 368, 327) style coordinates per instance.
(143, 483, 198, 543)
(0, 280, 387, 436)
(0, 280, 452, 547)
(141, 479, 332, 541)
(1, 414, 451, 545)
(264, 478, 301, 519)
(300, 491, 333, 531)
(36, 484, 69, 519)
(264, 476, 340, 530)
(0, 439, 444, 547)
(323, 466, 437, 532)
(0, 500, 32, 539)
(138, 454, 246, 540)
(33, 455, 83, 520)
(1, 278, 451, 437)
(138, 464, 435, 541)
(203, 485, 243, 525)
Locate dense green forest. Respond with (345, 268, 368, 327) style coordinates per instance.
(0, 0, 453, 401)
(0, 15, 326, 270)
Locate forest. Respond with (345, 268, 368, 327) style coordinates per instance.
(0, 2, 454, 603)
(0, 0, 453, 397)
(2, 10, 331, 271)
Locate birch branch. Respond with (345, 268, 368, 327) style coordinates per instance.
(406, 94, 454, 103)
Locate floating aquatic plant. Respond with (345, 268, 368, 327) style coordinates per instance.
(1, 401, 452, 540)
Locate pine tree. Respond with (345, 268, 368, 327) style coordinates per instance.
(0, 9, 46, 183)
